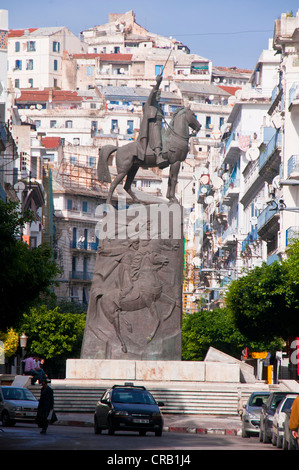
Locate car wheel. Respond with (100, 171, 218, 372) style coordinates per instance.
(139, 430, 146, 436)
(155, 428, 162, 437)
(272, 431, 277, 446)
(282, 433, 288, 450)
(259, 428, 263, 442)
(1, 410, 15, 427)
(242, 426, 249, 438)
(94, 417, 102, 435)
(277, 435, 283, 448)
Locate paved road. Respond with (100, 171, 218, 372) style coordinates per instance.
(0, 423, 281, 452)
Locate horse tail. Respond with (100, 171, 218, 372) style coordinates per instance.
(97, 145, 117, 184)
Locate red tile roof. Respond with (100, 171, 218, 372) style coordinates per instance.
(42, 136, 62, 149)
(9, 28, 38, 38)
(218, 86, 242, 95)
(16, 89, 82, 103)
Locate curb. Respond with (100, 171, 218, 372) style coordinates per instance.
(55, 419, 240, 435)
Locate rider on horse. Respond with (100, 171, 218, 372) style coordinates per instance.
(137, 74, 167, 168)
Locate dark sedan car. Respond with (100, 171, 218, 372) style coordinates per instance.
(0, 386, 38, 426)
(94, 383, 164, 436)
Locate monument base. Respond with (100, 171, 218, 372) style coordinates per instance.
(66, 358, 241, 383)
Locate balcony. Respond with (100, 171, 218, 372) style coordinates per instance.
(257, 205, 280, 240)
(223, 132, 240, 166)
(69, 271, 93, 282)
(259, 130, 281, 183)
(241, 227, 258, 252)
(287, 155, 299, 179)
(222, 175, 240, 206)
(221, 226, 236, 248)
(70, 240, 99, 251)
(288, 82, 299, 110)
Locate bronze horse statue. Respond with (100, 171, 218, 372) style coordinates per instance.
(97, 107, 201, 203)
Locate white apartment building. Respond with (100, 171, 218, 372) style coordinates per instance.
(8, 26, 87, 90)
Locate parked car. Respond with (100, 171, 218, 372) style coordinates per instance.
(94, 383, 164, 436)
(272, 394, 298, 447)
(241, 391, 270, 437)
(259, 391, 298, 443)
(282, 409, 298, 450)
(0, 386, 38, 426)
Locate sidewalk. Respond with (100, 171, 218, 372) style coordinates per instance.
(54, 412, 242, 435)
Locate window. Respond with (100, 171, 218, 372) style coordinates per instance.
(65, 120, 73, 128)
(15, 60, 22, 70)
(219, 117, 224, 129)
(73, 138, 80, 146)
(111, 119, 118, 133)
(54, 59, 58, 71)
(127, 120, 134, 135)
(27, 41, 36, 52)
(82, 201, 88, 212)
(70, 156, 77, 164)
(53, 41, 60, 52)
(28, 78, 34, 88)
(15, 42, 20, 52)
(67, 199, 73, 210)
(26, 59, 33, 70)
(15, 79, 20, 88)
(155, 65, 163, 75)
(86, 66, 94, 76)
(88, 157, 96, 168)
(205, 116, 212, 129)
(114, 47, 120, 53)
(90, 103, 96, 109)
(50, 120, 57, 128)
(34, 120, 41, 128)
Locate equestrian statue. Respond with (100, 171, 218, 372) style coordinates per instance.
(97, 73, 201, 204)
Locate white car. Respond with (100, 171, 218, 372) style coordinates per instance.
(272, 394, 298, 448)
(0, 386, 38, 426)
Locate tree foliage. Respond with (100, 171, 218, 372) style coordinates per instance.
(225, 239, 299, 342)
(0, 199, 60, 329)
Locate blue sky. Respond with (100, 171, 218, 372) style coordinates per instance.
(2, 0, 299, 69)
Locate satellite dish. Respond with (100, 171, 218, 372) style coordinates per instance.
(200, 186, 208, 194)
(36, 104, 42, 110)
(192, 256, 201, 267)
(222, 172, 229, 182)
(209, 95, 214, 101)
(14, 181, 25, 191)
(210, 174, 223, 189)
(246, 147, 259, 161)
(204, 195, 214, 204)
(271, 113, 283, 129)
(20, 115, 27, 122)
(272, 175, 280, 189)
(200, 174, 210, 185)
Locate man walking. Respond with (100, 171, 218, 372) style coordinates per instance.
(37, 378, 54, 434)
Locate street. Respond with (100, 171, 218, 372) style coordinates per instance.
(0, 423, 281, 451)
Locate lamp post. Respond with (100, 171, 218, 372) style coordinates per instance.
(19, 333, 28, 373)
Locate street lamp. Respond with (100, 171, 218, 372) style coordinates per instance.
(19, 333, 28, 374)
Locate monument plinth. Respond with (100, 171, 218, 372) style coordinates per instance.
(80, 202, 184, 361)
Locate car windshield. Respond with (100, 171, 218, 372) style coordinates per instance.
(281, 397, 295, 412)
(2, 388, 36, 401)
(112, 389, 156, 405)
(248, 394, 269, 407)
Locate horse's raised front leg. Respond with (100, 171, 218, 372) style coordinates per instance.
(166, 161, 180, 202)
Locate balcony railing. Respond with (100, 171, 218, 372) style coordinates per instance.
(69, 271, 93, 281)
(241, 227, 258, 252)
(289, 82, 299, 107)
(259, 130, 281, 171)
(287, 155, 299, 177)
(70, 240, 99, 251)
(257, 205, 279, 231)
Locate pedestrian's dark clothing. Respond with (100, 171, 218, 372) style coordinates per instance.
(37, 384, 54, 433)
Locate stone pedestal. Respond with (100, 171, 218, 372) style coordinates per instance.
(81, 202, 183, 360)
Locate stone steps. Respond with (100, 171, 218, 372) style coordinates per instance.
(29, 384, 256, 416)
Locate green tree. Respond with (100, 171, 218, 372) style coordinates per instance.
(18, 305, 86, 378)
(225, 239, 299, 341)
(0, 199, 60, 329)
